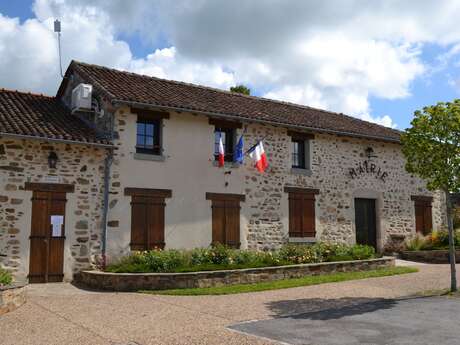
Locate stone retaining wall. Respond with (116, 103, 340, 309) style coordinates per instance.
(401, 250, 460, 264)
(77, 257, 394, 292)
(0, 284, 26, 315)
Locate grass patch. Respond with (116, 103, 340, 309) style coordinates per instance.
(141, 266, 418, 296)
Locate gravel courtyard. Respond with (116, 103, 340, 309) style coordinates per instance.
(1, 261, 458, 345)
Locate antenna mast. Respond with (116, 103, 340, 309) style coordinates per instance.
(54, 19, 64, 78)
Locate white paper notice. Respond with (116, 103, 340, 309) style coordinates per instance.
(51, 215, 64, 237)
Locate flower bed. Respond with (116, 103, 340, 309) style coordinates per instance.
(405, 230, 459, 251)
(77, 243, 387, 292)
(401, 230, 459, 263)
(78, 257, 394, 292)
(105, 243, 377, 274)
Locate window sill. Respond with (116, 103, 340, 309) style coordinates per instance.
(133, 152, 166, 162)
(288, 237, 316, 243)
(212, 161, 240, 168)
(291, 168, 312, 176)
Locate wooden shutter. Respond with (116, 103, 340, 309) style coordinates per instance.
(285, 187, 319, 237)
(206, 193, 245, 248)
(412, 196, 433, 235)
(125, 188, 172, 250)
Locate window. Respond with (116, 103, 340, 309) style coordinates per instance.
(125, 188, 172, 250)
(285, 187, 319, 238)
(288, 131, 313, 170)
(206, 193, 245, 248)
(136, 118, 161, 155)
(214, 127, 235, 162)
(292, 139, 306, 169)
(411, 196, 433, 235)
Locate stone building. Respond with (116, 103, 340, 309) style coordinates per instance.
(0, 61, 446, 283)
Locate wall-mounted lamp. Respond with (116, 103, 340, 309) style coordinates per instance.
(48, 151, 58, 169)
(365, 147, 377, 160)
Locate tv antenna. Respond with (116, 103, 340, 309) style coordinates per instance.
(54, 19, 64, 78)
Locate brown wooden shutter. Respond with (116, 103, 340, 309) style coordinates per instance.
(412, 196, 433, 235)
(285, 187, 319, 238)
(125, 188, 172, 250)
(206, 193, 245, 248)
(211, 199, 226, 245)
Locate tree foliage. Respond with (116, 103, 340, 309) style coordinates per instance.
(401, 100, 460, 292)
(401, 100, 460, 192)
(230, 85, 251, 95)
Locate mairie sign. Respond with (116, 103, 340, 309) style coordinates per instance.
(349, 160, 388, 182)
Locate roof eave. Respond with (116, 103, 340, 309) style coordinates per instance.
(112, 99, 401, 144)
(0, 132, 114, 148)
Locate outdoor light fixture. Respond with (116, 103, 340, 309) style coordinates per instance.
(365, 147, 377, 160)
(48, 151, 58, 169)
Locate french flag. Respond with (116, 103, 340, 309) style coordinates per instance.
(218, 133, 225, 167)
(249, 141, 268, 173)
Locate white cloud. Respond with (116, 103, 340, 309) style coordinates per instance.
(3, 0, 460, 127)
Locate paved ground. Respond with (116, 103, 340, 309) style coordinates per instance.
(230, 296, 460, 345)
(0, 261, 459, 345)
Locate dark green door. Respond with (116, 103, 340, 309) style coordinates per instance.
(355, 198, 377, 249)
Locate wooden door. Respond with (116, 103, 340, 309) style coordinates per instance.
(414, 200, 432, 235)
(355, 198, 377, 249)
(29, 191, 66, 283)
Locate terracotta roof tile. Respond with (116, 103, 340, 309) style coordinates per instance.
(0, 89, 109, 145)
(66, 60, 401, 142)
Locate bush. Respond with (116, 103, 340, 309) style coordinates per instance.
(405, 230, 460, 251)
(349, 244, 376, 260)
(106, 242, 377, 273)
(0, 268, 12, 286)
(405, 233, 428, 251)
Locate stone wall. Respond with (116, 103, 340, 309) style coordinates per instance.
(242, 123, 447, 252)
(401, 250, 460, 264)
(0, 283, 26, 315)
(0, 138, 105, 282)
(77, 257, 395, 292)
(102, 107, 446, 258)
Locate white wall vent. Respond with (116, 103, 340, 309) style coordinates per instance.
(71, 83, 93, 111)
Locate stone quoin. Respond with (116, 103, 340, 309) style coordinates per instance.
(0, 61, 447, 283)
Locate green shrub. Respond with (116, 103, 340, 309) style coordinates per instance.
(349, 244, 376, 260)
(278, 244, 319, 264)
(405, 233, 428, 251)
(0, 268, 12, 286)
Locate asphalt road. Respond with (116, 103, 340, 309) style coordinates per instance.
(230, 296, 460, 345)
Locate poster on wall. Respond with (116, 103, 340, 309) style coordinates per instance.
(51, 215, 64, 237)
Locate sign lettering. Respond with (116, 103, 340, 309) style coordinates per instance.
(349, 160, 388, 182)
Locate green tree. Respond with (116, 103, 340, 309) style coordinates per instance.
(230, 85, 250, 95)
(401, 100, 460, 292)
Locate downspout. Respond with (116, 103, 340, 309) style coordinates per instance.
(101, 148, 113, 269)
(100, 103, 115, 270)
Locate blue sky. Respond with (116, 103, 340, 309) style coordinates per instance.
(2, 1, 460, 130)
